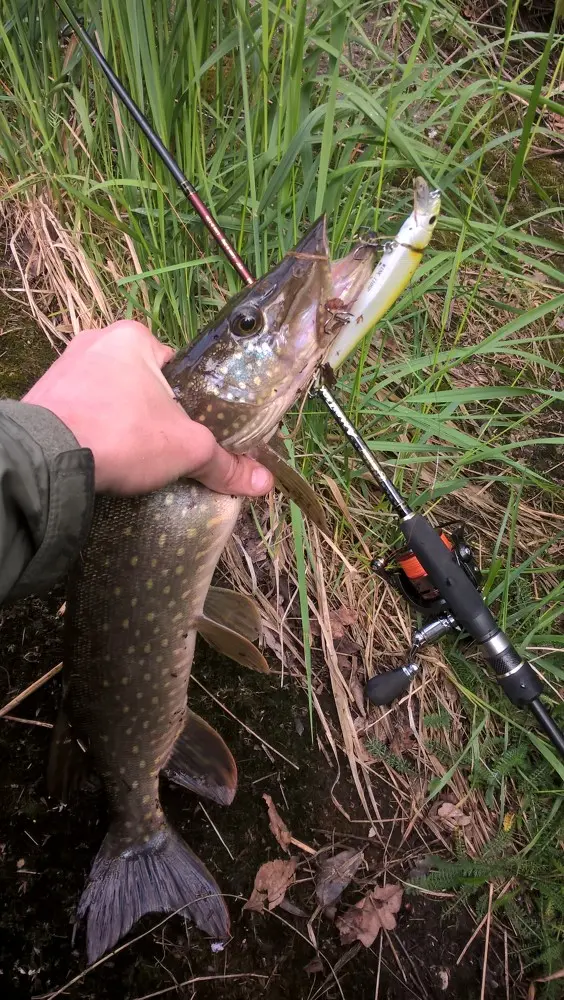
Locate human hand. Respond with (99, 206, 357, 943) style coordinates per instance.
(23, 320, 274, 497)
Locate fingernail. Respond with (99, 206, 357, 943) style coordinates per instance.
(251, 467, 272, 493)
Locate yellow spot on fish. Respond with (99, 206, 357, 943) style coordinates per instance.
(124, 526, 132, 536)
(144, 643, 151, 654)
(142, 720, 149, 729)
(143, 811, 153, 822)
(139, 760, 146, 769)
(104, 557, 111, 568)
(156, 655, 163, 663)
(136, 691, 143, 700)
(146, 579, 154, 590)
(130, 556, 138, 567)
(143, 672, 151, 681)
(151, 557, 157, 569)
(114, 586, 122, 597)
(132, 745, 139, 754)
(131, 597, 138, 607)
(122, 619, 129, 629)
(158, 534, 167, 547)
(198, 414, 206, 422)
(142, 794, 151, 805)
(186, 528, 197, 538)
(125, 727, 132, 736)
(131, 780, 139, 789)
(217, 412, 225, 420)
(168, 600, 176, 609)
(101, 734, 109, 743)
(119, 766, 126, 775)
(102, 679, 110, 688)
(163, 585, 171, 595)
(127, 645, 135, 655)
(207, 515, 225, 528)
(123, 705, 130, 714)
(151, 696, 159, 705)
(253, 376, 261, 386)
(175, 565, 184, 575)
(176, 546, 185, 557)
(161, 638, 169, 648)
(172, 612, 183, 623)
(165, 494, 174, 506)
(146, 612, 155, 622)
(206, 404, 213, 412)
(121, 676, 129, 686)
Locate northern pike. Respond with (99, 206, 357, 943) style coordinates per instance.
(50, 219, 376, 963)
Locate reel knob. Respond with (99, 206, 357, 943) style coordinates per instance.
(365, 663, 419, 706)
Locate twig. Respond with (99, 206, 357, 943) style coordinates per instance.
(456, 912, 489, 965)
(0, 662, 62, 717)
(191, 675, 299, 770)
(198, 802, 234, 860)
(2, 715, 53, 728)
(480, 883, 495, 1000)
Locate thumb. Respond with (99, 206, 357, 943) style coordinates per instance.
(193, 439, 274, 497)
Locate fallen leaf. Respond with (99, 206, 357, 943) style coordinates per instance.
(263, 793, 292, 852)
(305, 957, 323, 975)
(328, 605, 358, 640)
(336, 884, 403, 947)
(315, 848, 364, 907)
(437, 802, 471, 830)
(244, 858, 297, 913)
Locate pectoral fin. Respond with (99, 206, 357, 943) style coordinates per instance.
(163, 709, 237, 806)
(196, 615, 270, 673)
(204, 587, 262, 642)
(254, 443, 328, 533)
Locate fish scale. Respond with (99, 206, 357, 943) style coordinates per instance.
(52, 217, 378, 964)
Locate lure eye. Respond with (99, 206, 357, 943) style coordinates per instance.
(429, 215, 437, 225)
(231, 306, 264, 337)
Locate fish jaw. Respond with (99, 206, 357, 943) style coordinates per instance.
(162, 217, 375, 453)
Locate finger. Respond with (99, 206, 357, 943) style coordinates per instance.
(195, 445, 274, 497)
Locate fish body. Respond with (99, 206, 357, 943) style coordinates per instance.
(325, 178, 441, 370)
(56, 218, 376, 963)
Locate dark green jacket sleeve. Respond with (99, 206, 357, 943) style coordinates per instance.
(0, 401, 95, 604)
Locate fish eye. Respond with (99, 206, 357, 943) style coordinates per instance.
(231, 306, 264, 337)
(429, 215, 437, 224)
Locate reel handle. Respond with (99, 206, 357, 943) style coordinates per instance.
(366, 664, 419, 706)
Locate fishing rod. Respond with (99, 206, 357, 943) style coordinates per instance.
(56, 3, 564, 760)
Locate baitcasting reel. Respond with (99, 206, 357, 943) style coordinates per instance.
(366, 524, 481, 706)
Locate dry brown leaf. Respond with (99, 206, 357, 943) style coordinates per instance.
(243, 858, 297, 913)
(437, 802, 472, 830)
(328, 605, 359, 640)
(315, 848, 364, 907)
(263, 793, 292, 852)
(336, 884, 403, 947)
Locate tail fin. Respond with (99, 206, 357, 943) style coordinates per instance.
(78, 823, 229, 963)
